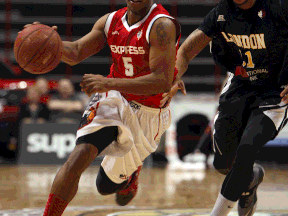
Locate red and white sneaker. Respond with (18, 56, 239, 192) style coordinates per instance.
(115, 166, 142, 206)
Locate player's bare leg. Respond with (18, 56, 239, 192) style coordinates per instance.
(43, 143, 98, 216)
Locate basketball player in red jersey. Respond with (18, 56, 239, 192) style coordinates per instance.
(22, 0, 183, 215)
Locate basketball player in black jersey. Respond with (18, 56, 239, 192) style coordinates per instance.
(162, 0, 288, 215)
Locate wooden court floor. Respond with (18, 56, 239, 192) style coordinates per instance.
(0, 164, 288, 216)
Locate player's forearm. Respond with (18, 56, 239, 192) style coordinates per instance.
(61, 14, 108, 66)
(61, 41, 79, 66)
(107, 73, 172, 95)
(176, 29, 212, 78)
(176, 48, 190, 78)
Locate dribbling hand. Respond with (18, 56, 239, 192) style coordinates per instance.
(80, 74, 110, 97)
(21, 21, 58, 32)
(160, 77, 186, 107)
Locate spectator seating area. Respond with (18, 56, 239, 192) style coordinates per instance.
(0, 77, 89, 162)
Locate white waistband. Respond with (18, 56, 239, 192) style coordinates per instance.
(129, 100, 170, 114)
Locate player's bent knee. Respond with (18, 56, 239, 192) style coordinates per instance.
(213, 155, 230, 175)
(213, 162, 230, 175)
(213, 153, 235, 175)
(96, 183, 114, 196)
(96, 166, 127, 195)
(216, 168, 230, 175)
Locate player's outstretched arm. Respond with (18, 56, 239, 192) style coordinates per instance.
(159, 28, 211, 106)
(176, 28, 212, 78)
(81, 17, 177, 95)
(61, 13, 109, 66)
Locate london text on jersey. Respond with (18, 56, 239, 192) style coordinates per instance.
(110, 45, 146, 55)
(221, 32, 266, 49)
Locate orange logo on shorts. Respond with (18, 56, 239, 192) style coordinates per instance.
(87, 107, 96, 122)
(78, 106, 98, 130)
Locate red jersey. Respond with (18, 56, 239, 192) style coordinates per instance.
(105, 4, 181, 108)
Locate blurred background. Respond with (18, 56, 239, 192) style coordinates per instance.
(1, 0, 288, 214)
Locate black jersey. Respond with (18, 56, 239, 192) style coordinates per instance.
(199, 0, 288, 88)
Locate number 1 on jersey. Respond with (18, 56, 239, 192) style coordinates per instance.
(242, 51, 255, 68)
(123, 57, 134, 76)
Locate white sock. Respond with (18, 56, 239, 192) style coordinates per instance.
(210, 193, 237, 216)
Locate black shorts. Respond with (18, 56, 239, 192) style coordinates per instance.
(96, 165, 128, 195)
(75, 126, 118, 155)
(214, 75, 287, 170)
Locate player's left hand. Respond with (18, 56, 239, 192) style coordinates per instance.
(160, 77, 186, 107)
(80, 74, 110, 96)
(280, 86, 288, 104)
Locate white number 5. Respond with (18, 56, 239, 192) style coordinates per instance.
(122, 57, 134, 76)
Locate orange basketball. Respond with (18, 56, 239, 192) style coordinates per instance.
(14, 24, 63, 74)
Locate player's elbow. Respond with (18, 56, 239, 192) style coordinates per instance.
(69, 41, 81, 66)
(152, 70, 173, 93)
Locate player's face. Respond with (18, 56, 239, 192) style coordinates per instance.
(126, 0, 153, 14)
(233, 0, 256, 9)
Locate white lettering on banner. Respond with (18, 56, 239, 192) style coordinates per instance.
(27, 133, 76, 159)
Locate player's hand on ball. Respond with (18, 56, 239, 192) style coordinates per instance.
(80, 74, 110, 96)
(21, 22, 58, 32)
(15, 22, 63, 74)
(160, 77, 186, 107)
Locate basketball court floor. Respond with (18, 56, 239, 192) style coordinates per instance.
(0, 164, 287, 216)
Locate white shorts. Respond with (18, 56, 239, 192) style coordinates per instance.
(76, 90, 171, 184)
